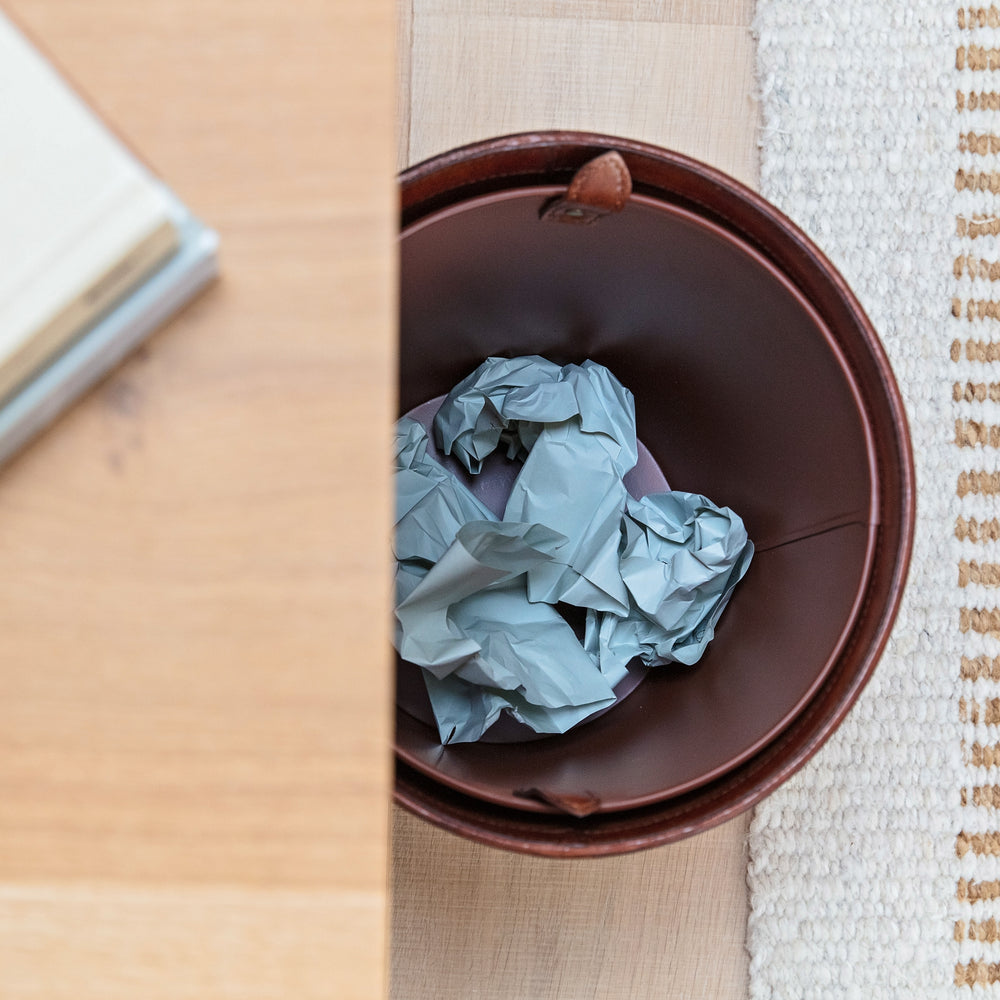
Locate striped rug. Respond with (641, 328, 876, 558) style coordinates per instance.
(746, 3, 989, 996)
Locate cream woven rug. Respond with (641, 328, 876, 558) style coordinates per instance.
(746, 2, 999, 995)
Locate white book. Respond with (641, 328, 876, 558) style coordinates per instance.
(0, 10, 182, 402)
(0, 10, 218, 464)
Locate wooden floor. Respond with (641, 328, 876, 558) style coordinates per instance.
(0, 2, 396, 997)
(391, 2, 759, 998)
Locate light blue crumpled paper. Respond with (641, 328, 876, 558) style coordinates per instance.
(394, 417, 618, 743)
(584, 492, 756, 684)
(437, 357, 638, 616)
(394, 356, 753, 744)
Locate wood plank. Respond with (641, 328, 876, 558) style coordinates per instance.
(0, 884, 383, 1000)
(415, 0, 754, 26)
(392, 809, 751, 1000)
(392, 1, 758, 997)
(397, 0, 414, 170)
(404, 3, 757, 184)
(0, 1, 396, 997)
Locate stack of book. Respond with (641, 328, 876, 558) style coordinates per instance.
(0, 9, 218, 466)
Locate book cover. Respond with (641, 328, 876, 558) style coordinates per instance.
(0, 8, 218, 463)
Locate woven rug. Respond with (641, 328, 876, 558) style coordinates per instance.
(745, 2, 999, 995)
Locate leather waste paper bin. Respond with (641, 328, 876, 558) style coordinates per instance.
(393, 132, 915, 857)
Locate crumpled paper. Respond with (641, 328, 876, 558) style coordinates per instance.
(584, 492, 756, 684)
(394, 356, 753, 744)
(394, 418, 618, 743)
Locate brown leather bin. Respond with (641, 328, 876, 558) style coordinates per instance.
(395, 132, 914, 856)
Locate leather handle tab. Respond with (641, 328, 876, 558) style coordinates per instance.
(514, 787, 603, 817)
(540, 150, 632, 225)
